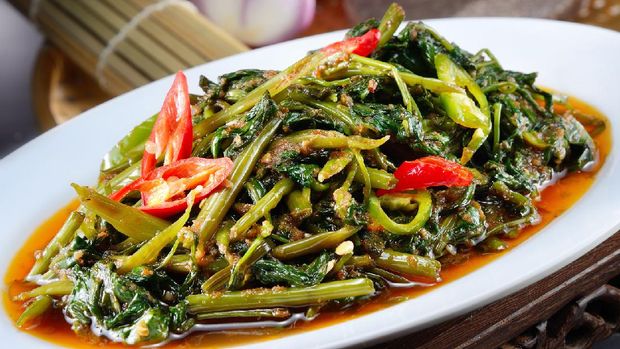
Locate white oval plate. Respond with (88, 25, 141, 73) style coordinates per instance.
(1, 18, 619, 348)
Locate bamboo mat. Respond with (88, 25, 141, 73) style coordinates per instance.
(9, 0, 248, 96)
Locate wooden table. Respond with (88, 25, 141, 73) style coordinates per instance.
(370, 231, 620, 348)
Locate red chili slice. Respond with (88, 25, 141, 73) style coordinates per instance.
(378, 156, 473, 195)
(321, 28, 381, 57)
(111, 157, 234, 218)
(142, 71, 193, 177)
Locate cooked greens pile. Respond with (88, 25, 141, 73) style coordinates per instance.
(14, 3, 600, 345)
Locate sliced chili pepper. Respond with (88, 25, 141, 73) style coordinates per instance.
(368, 191, 432, 235)
(378, 156, 473, 195)
(321, 28, 380, 57)
(111, 157, 233, 218)
(142, 71, 193, 177)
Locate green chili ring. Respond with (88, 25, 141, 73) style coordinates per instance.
(368, 191, 432, 235)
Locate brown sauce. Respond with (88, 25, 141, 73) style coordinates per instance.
(2, 97, 612, 348)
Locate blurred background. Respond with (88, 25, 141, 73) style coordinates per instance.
(0, 0, 619, 347)
(2, 0, 620, 158)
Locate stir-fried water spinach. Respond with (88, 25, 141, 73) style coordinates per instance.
(13, 3, 602, 345)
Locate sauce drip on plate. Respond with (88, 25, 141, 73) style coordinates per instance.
(3, 96, 612, 348)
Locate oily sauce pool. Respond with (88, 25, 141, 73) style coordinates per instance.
(2, 97, 612, 348)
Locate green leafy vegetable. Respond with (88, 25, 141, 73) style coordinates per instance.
(13, 3, 605, 346)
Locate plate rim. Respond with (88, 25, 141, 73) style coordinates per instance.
(1, 16, 619, 349)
